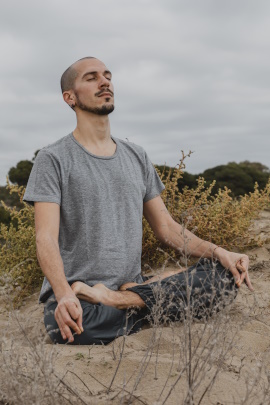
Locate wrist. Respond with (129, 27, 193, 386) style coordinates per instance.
(212, 245, 226, 260)
(54, 283, 74, 302)
(212, 245, 220, 259)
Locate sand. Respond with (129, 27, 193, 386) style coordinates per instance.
(0, 211, 270, 405)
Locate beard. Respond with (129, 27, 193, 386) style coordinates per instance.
(74, 92, 114, 115)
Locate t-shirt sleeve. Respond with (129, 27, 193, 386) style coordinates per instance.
(22, 149, 61, 207)
(143, 150, 166, 203)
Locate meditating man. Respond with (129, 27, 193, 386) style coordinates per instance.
(23, 57, 253, 345)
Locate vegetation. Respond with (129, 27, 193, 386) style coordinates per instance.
(8, 160, 34, 186)
(156, 160, 270, 197)
(0, 183, 23, 209)
(1, 152, 268, 229)
(142, 152, 270, 269)
(0, 180, 42, 305)
(0, 152, 270, 306)
(7, 149, 39, 187)
(0, 150, 40, 227)
(0, 153, 270, 405)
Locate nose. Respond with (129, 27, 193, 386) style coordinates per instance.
(99, 75, 111, 88)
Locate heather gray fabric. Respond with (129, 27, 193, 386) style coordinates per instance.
(23, 133, 165, 303)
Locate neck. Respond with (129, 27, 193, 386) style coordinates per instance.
(73, 110, 111, 146)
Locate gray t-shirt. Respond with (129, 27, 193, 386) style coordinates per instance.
(23, 133, 165, 303)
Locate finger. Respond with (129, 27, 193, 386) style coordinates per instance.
(58, 302, 82, 335)
(244, 272, 254, 292)
(57, 304, 81, 339)
(54, 309, 66, 339)
(76, 306, 84, 333)
(238, 270, 246, 286)
(63, 312, 82, 336)
(238, 256, 249, 272)
(68, 302, 84, 333)
(67, 301, 80, 321)
(238, 269, 254, 291)
(55, 311, 74, 342)
(229, 265, 242, 287)
(236, 262, 246, 273)
(62, 324, 75, 343)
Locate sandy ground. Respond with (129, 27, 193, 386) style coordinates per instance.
(0, 211, 270, 405)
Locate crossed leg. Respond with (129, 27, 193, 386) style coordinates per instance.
(119, 267, 187, 290)
(71, 266, 187, 310)
(71, 282, 145, 310)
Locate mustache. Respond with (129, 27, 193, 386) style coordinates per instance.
(96, 89, 114, 97)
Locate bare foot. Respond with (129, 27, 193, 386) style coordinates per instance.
(71, 281, 145, 309)
(71, 281, 115, 305)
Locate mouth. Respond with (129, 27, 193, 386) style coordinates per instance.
(98, 93, 113, 97)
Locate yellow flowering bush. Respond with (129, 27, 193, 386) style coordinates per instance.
(1, 151, 269, 305)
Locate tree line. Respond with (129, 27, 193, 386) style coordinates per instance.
(156, 161, 269, 197)
(0, 150, 269, 227)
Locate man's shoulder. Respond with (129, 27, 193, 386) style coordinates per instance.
(37, 133, 72, 159)
(115, 136, 146, 157)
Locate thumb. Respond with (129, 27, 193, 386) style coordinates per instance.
(68, 301, 84, 333)
(236, 261, 246, 273)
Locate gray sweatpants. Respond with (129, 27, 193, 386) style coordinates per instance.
(44, 259, 238, 345)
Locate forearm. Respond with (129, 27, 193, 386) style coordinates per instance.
(36, 236, 72, 301)
(158, 220, 221, 259)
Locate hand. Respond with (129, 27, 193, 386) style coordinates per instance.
(54, 291, 84, 343)
(215, 248, 254, 291)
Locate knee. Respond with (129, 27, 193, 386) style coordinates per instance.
(44, 301, 142, 346)
(43, 303, 106, 345)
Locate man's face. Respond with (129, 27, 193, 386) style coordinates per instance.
(72, 58, 114, 115)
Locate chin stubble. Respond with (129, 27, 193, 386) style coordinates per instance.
(74, 92, 114, 115)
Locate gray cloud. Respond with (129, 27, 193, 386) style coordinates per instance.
(1, 0, 270, 185)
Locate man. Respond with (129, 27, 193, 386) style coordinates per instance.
(23, 57, 253, 345)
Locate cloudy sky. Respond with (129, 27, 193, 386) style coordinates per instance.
(1, 0, 270, 186)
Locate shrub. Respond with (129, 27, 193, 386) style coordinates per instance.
(1, 152, 270, 306)
(142, 152, 270, 269)
(0, 177, 42, 306)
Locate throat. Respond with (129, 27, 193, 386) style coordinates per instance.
(83, 138, 116, 157)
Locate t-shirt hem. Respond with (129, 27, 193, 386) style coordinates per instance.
(23, 195, 61, 206)
(39, 288, 54, 304)
(143, 185, 165, 203)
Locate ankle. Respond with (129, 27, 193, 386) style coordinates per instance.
(116, 290, 145, 310)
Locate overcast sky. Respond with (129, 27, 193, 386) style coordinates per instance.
(1, 0, 270, 186)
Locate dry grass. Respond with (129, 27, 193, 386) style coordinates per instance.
(0, 153, 270, 404)
(1, 252, 269, 404)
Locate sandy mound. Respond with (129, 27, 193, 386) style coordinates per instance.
(1, 211, 270, 404)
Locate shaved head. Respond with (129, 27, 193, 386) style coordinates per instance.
(60, 56, 96, 93)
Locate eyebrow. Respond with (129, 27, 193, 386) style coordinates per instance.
(82, 70, 112, 79)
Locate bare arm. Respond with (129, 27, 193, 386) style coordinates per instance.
(143, 196, 254, 291)
(35, 202, 84, 342)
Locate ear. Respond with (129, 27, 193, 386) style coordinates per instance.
(63, 90, 75, 108)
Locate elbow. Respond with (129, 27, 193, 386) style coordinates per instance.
(155, 225, 171, 244)
(35, 233, 58, 250)
(155, 219, 179, 245)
